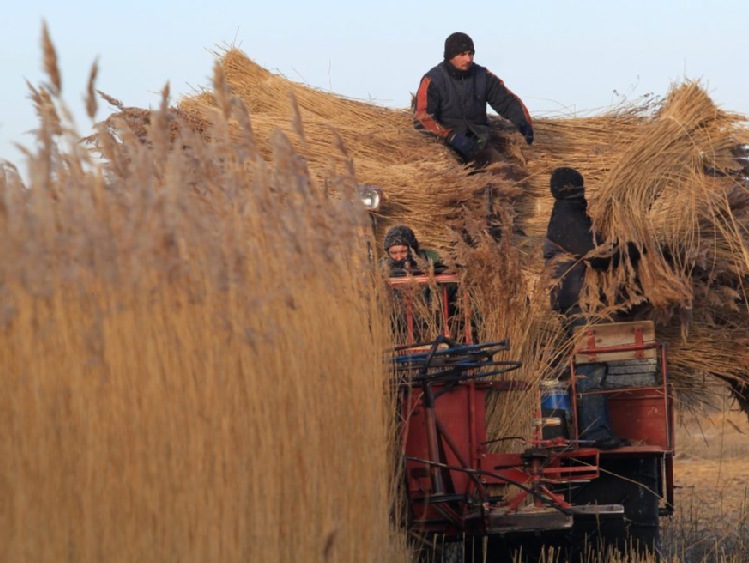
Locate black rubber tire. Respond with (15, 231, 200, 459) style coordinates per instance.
(440, 542, 464, 563)
(566, 456, 661, 559)
(417, 538, 464, 563)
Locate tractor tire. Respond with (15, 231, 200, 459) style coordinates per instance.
(416, 537, 464, 563)
(439, 542, 464, 563)
(567, 456, 661, 559)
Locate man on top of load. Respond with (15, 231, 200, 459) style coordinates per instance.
(413, 31, 534, 167)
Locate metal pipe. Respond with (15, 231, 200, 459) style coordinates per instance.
(422, 381, 445, 494)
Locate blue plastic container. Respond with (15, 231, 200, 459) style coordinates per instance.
(541, 386, 571, 412)
(540, 383, 571, 439)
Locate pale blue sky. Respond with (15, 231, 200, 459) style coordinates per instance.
(2, 1, 748, 166)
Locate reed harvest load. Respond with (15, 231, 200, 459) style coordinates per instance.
(136, 48, 749, 419)
(0, 32, 405, 562)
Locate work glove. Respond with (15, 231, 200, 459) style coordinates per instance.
(446, 132, 479, 160)
(518, 121, 534, 145)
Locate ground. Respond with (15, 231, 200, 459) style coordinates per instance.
(664, 401, 749, 560)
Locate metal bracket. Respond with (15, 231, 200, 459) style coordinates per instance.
(585, 329, 597, 362)
(634, 326, 644, 359)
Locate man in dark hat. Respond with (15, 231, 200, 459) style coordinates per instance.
(544, 167, 644, 318)
(544, 167, 608, 315)
(543, 167, 645, 449)
(413, 31, 534, 166)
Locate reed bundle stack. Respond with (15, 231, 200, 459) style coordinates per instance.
(120, 48, 748, 417)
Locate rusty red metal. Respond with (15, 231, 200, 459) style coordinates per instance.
(387, 273, 461, 344)
(391, 274, 675, 540)
(571, 332, 675, 514)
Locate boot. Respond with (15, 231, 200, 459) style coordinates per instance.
(577, 393, 626, 449)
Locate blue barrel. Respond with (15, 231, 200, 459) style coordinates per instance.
(541, 385, 571, 412)
(541, 383, 571, 439)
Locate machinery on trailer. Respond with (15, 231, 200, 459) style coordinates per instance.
(389, 273, 673, 561)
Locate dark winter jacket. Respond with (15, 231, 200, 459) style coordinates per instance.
(413, 61, 531, 141)
(543, 198, 611, 312)
(544, 198, 642, 313)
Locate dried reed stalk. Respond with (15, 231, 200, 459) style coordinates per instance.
(2, 49, 407, 562)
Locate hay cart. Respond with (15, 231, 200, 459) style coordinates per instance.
(389, 274, 673, 561)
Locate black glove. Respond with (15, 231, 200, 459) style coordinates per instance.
(447, 132, 479, 160)
(518, 121, 534, 145)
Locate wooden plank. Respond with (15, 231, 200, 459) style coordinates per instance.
(574, 321, 656, 364)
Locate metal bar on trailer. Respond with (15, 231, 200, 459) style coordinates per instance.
(422, 382, 445, 494)
(434, 416, 488, 499)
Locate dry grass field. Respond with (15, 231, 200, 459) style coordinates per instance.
(662, 397, 749, 562)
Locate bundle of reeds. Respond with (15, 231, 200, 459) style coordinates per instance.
(525, 83, 749, 404)
(173, 50, 542, 433)
(97, 48, 749, 417)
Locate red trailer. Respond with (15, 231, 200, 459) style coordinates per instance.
(389, 274, 673, 561)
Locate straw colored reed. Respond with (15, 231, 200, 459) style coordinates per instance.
(109, 48, 744, 421)
(94, 47, 749, 429)
(2, 40, 406, 562)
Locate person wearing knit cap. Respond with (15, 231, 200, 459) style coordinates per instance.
(544, 167, 642, 316)
(383, 225, 460, 344)
(544, 167, 645, 450)
(382, 225, 442, 274)
(413, 32, 534, 166)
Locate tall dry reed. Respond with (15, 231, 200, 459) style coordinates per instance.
(0, 34, 406, 562)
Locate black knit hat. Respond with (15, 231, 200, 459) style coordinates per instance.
(444, 32, 475, 61)
(384, 225, 419, 252)
(550, 167, 585, 200)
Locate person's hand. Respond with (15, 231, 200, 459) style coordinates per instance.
(447, 132, 479, 160)
(518, 121, 534, 145)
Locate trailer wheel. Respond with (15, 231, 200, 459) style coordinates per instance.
(567, 456, 661, 559)
(415, 536, 464, 563)
(439, 542, 464, 563)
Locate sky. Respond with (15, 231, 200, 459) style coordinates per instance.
(2, 0, 748, 168)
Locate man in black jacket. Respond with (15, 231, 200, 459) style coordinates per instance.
(413, 32, 533, 166)
(543, 167, 640, 449)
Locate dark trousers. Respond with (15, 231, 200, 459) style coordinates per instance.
(564, 307, 618, 443)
